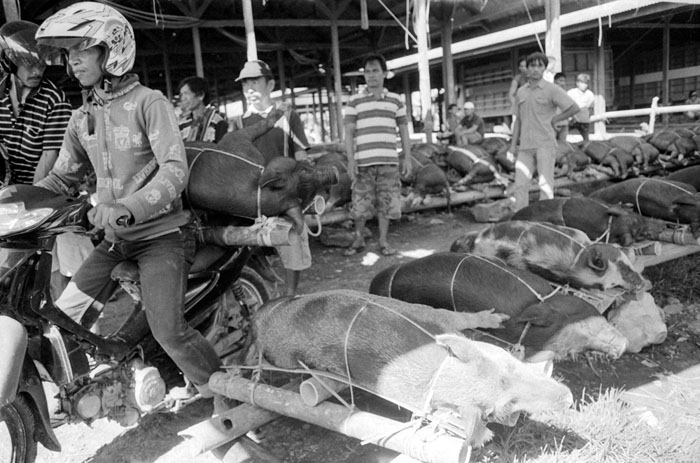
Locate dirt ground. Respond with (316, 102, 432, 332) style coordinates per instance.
(35, 206, 700, 463)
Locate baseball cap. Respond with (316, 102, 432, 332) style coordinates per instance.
(236, 60, 273, 82)
(464, 102, 475, 109)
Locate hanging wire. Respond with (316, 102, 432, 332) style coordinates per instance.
(375, 0, 417, 46)
(521, 0, 544, 53)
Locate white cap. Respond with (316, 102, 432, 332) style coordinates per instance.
(464, 101, 475, 109)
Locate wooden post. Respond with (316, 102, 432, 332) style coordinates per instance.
(242, 0, 258, 61)
(161, 31, 173, 100)
(318, 82, 327, 142)
(545, 0, 562, 73)
(403, 73, 413, 135)
(331, 17, 344, 141)
(326, 72, 337, 140)
(192, 27, 204, 78)
(277, 49, 287, 101)
(414, 0, 433, 142)
(441, 19, 455, 108)
(662, 16, 670, 127)
(594, 32, 607, 139)
(2, 0, 20, 21)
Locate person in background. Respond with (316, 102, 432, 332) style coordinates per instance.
(509, 52, 579, 210)
(439, 103, 463, 145)
(177, 76, 228, 143)
(684, 90, 700, 121)
(343, 54, 412, 257)
(234, 60, 311, 295)
(553, 72, 569, 142)
(456, 101, 485, 145)
(0, 20, 72, 185)
(567, 73, 595, 142)
(35, 1, 221, 400)
(508, 57, 528, 112)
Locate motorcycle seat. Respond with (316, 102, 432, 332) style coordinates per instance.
(108, 245, 229, 284)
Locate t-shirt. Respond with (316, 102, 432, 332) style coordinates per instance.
(459, 113, 485, 136)
(179, 104, 228, 143)
(343, 88, 407, 166)
(514, 79, 576, 150)
(0, 76, 72, 184)
(567, 88, 595, 123)
(236, 104, 309, 165)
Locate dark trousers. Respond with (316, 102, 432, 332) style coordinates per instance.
(569, 121, 590, 141)
(57, 231, 220, 386)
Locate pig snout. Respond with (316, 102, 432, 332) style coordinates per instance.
(549, 317, 628, 359)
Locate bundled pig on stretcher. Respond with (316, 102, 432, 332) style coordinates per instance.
(589, 177, 700, 237)
(401, 149, 452, 212)
(184, 107, 339, 232)
(510, 197, 662, 246)
(369, 253, 629, 360)
(450, 221, 649, 292)
(252, 289, 573, 448)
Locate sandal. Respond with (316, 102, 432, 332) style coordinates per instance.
(379, 246, 397, 256)
(343, 245, 365, 257)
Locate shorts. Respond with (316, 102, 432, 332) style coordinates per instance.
(350, 164, 402, 221)
(276, 227, 311, 271)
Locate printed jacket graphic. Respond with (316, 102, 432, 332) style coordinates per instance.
(38, 74, 190, 241)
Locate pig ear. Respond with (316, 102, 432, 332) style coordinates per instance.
(672, 195, 700, 206)
(435, 334, 482, 362)
(606, 205, 626, 217)
(586, 248, 606, 271)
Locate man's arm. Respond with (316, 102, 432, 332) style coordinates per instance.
(552, 104, 580, 128)
(118, 96, 189, 224)
(32, 149, 59, 183)
(344, 122, 357, 181)
(398, 122, 412, 177)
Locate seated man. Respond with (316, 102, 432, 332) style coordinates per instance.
(456, 101, 485, 145)
(684, 90, 700, 121)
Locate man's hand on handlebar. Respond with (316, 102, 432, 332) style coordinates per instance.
(88, 203, 134, 229)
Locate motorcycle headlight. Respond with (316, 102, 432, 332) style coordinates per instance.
(0, 202, 54, 237)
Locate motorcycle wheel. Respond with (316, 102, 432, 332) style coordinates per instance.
(203, 265, 272, 364)
(0, 395, 38, 463)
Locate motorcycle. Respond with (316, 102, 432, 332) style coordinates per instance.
(0, 184, 276, 463)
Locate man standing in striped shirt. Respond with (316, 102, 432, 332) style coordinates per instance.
(343, 54, 412, 257)
(0, 21, 71, 185)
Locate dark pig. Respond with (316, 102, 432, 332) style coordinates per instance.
(511, 197, 651, 246)
(645, 130, 696, 162)
(451, 221, 648, 292)
(369, 253, 629, 360)
(555, 141, 590, 177)
(186, 117, 338, 231)
(582, 140, 622, 177)
(403, 150, 452, 212)
(481, 137, 514, 173)
(253, 289, 573, 446)
(666, 165, 700, 190)
(589, 178, 700, 235)
(314, 152, 351, 209)
(445, 146, 507, 187)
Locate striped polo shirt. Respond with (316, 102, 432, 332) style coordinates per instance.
(0, 76, 72, 184)
(344, 88, 407, 166)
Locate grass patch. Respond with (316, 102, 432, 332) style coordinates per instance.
(644, 253, 700, 303)
(471, 388, 699, 462)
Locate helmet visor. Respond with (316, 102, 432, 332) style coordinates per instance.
(35, 36, 103, 54)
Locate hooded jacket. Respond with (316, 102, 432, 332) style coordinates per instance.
(38, 74, 189, 241)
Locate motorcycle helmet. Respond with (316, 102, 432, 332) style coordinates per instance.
(0, 20, 50, 74)
(36, 2, 136, 78)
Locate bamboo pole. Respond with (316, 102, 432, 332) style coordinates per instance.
(242, 0, 257, 61)
(192, 26, 204, 78)
(414, 0, 433, 142)
(209, 372, 468, 463)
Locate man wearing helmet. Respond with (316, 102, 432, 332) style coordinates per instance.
(35, 2, 221, 399)
(0, 20, 72, 184)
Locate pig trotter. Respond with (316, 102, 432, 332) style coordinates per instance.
(473, 309, 509, 329)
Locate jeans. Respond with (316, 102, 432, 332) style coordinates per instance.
(513, 146, 556, 210)
(56, 231, 220, 387)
